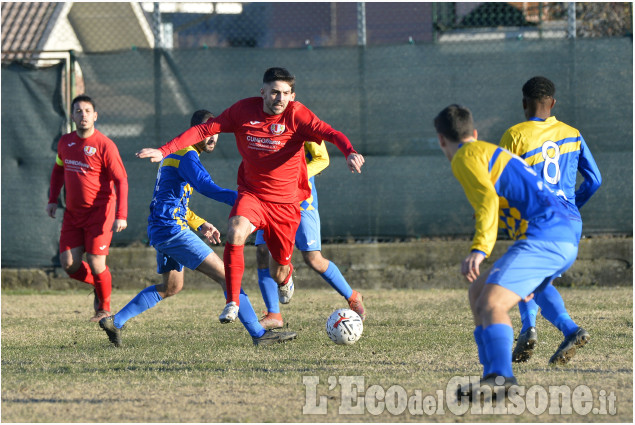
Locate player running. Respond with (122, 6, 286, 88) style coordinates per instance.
(46, 95, 128, 322)
(434, 104, 583, 397)
(500, 76, 601, 364)
(136, 67, 364, 324)
(99, 110, 297, 347)
(256, 141, 366, 329)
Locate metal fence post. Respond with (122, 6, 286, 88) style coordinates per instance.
(357, 2, 366, 46)
(567, 2, 577, 39)
(153, 2, 162, 143)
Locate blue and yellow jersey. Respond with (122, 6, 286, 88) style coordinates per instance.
(451, 141, 581, 257)
(147, 146, 237, 245)
(499, 116, 601, 209)
(300, 141, 330, 212)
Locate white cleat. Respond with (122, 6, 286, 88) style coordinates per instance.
(278, 276, 294, 304)
(219, 301, 239, 323)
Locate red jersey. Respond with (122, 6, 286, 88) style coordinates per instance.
(49, 129, 128, 219)
(159, 98, 356, 203)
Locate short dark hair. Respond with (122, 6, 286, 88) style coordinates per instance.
(263, 67, 295, 93)
(71, 94, 95, 111)
(522, 76, 555, 100)
(433, 104, 474, 142)
(190, 109, 214, 127)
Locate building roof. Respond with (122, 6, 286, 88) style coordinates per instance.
(1, 2, 60, 61)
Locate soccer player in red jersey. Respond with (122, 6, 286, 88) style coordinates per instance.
(46, 95, 128, 322)
(137, 67, 364, 323)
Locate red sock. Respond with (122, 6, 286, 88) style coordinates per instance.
(93, 267, 112, 312)
(223, 242, 244, 305)
(68, 261, 95, 285)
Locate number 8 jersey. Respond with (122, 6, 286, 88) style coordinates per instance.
(499, 116, 602, 210)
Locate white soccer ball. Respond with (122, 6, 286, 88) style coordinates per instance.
(326, 308, 363, 345)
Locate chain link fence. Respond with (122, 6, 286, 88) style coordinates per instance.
(2, 2, 633, 267)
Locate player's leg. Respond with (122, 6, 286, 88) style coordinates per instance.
(194, 248, 288, 341)
(99, 247, 184, 346)
(221, 215, 254, 322)
(254, 231, 283, 329)
(481, 240, 579, 377)
(536, 284, 589, 365)
(535, 282, 581, 337)
(222, 193, 265, 315)
(265, 202, 302, 303)
(296, 208, 366, 319)
(82, 203, 116, 321)
(512, 299, 539, 363)
(302, 251, 367, 321)
(467, 270, 489, 377)
(477, 283, 521, 375)
(198, 246, 295, 345)
(60, 246, 92, 282)
(85, 253, 111, 321)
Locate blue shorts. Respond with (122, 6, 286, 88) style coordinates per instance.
(254, 207, 321, 252)
(486, 239, 578, 299)
(153, 230, 212, 274)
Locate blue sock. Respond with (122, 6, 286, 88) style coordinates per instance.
(473, 326, 488, 377)
(226, 289, 266, 338)
(257, 268, 280, 314)
(518, 299, 538, 332)
(113, 285, 163, 329)
(482, 324, 515, 378)
(320, 261, 353, 299)
(535, 284, 579, 337)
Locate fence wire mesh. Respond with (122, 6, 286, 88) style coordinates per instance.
(1, 2, 633, 267)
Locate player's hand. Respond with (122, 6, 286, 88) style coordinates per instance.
(46, 203, 57, 218)
(136, 148, 164, 162)
(113, 219, 127, 232)
(199, 222, 221, 244)
(461, 251, 485, 282)
(346, 153, 365, 173)
(523, 293, 535, 302)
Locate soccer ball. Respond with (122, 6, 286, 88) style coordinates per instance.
(325, 308, 363, 345)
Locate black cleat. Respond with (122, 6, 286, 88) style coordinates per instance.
(512, 326, 538, 363)
(456, 374, 519, 403)
(252, 329, 297, 346)
(549, 327, 590, 365)
(99, 315, 123, 347)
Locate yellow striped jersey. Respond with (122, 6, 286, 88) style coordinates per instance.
(147, 146, 237, 245)
(499, 116, 601, 209)
(300, 141, 330, 212)
(451, 140, 581, 257)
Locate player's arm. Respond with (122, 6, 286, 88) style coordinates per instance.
(185, 209, 221, 244)
(297, 106, 364, 173)
(304, 141, 330, 178)
(104, 141, 129, 232)
(137, 111, 231, 162)
(179, 151, 238, 206)
(575, 136, 602, 209)
(46, 155, 65, 218)
(452, 157, 500, 281)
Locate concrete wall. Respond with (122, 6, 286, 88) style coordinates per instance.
(2, 237, 631, 292)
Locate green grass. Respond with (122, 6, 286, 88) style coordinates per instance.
(1, 287, 632, 422)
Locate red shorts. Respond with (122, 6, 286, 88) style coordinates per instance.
(230, 192, 301, 265)
(59, 202, 115, 255)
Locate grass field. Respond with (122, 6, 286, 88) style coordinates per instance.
(1, 286, 632, 422)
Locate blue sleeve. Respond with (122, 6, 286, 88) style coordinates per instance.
(178, 152, 237, 206)
(575, 137, 602, 209)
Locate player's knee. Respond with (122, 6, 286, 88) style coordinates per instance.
(62, 263, 79, 275)
(164, 286, 181, 297)
(302, 251, 327, 272)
